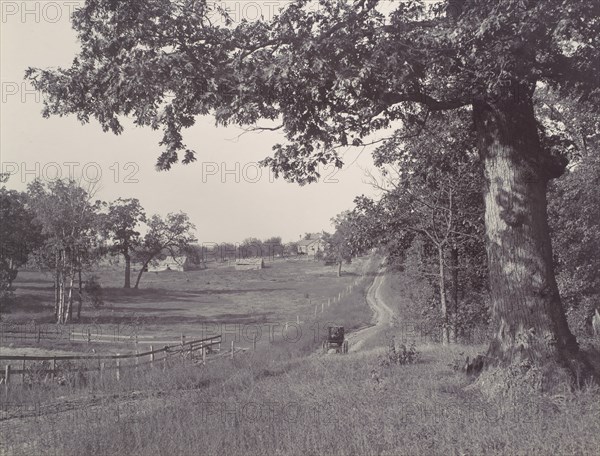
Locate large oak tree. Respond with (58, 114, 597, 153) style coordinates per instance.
(27, 0, 599, 380)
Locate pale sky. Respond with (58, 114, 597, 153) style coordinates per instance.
(0, 1, 379, 244)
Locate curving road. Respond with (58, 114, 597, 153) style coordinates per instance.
(346, 266, 395, 352)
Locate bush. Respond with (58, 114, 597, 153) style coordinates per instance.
(379, 338, 419, 366)
(84, 276, 104, 309)
(0, 268, 16, 315)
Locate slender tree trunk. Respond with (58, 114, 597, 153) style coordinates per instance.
(58, 268, 65, 324)
(6, 259, 17, 289)
(472, 87, 592, 382)
(77, 268, 83, 320)
(438, 245, 449, 345)
(337, 261, 342, 277)
(54, 251, 60, 320)
(134, 257, 152, 289)
(66, 272, 74, 323)
(124, 251, 131, 288)
(450, 246, 459, 343)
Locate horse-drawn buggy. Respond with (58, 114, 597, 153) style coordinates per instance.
(322, 325, 349, 354)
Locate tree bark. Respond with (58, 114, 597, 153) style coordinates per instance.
(472, 87, 592, 382)
(337, 261, 342, 277)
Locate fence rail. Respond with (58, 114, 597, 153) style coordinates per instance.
(1, 335, 222, 386)
(0, 322, 150, 344)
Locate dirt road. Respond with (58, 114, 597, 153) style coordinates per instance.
(346, 266, 395, 352)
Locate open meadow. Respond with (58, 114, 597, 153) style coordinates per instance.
(1, 256, 377, 355)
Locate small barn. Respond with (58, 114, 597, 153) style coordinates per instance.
(235, 258, 264, 270)
(147, 255, 189, 272)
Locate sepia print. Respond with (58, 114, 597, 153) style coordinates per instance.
(1, 1, 599, 455)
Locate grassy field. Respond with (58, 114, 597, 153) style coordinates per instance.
(1, 256, 377, 354)
(2, 340, 598, 456)
(1, 255, 599, 456)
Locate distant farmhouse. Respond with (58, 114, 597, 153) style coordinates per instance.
(297, 233, 325, 256)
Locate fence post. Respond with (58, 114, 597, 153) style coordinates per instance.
(21, 359, 25, 384)
(163, 347, 168, 371)
(253, 337, 257, 351)
(321, 302, 324, 313)
(328, 298, 330, 308)
(150, 345, 155, 368)
(202, 344, 206, 366)
(135, 349, 139, 369)
(181, 334, 186, 364)
(87, 328, 91, 344)
(116, 354, 121, 381)
(231, 341, 234, 360)
(296, 315, 300, 324)
(37, 326, 41, 343)
(100, 362, 105, 381)
(4, 365, 10, 387)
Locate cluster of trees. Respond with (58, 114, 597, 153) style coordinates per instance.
(183, 236, 294, 263)
(0, 179, 196, 322)
(323, 110, 487, 343)
(327, 96, 598, 346)
(26, 0, 599, 378)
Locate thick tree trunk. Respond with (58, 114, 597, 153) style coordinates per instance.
(472, 89, 591, 382)
(124, 251, 131, 288)
(438, 245, 449, 345)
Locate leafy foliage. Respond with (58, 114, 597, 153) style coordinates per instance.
(83, 275, 104, 309)
(132, 212, 196, 288)
(549, 152, 600, 336)
(27, 179, 103, 323)
(379, 338, 419, 367)
(27, 0, 599, 180)
(103, 198, 146, 287)
(0, 187, 43, 286)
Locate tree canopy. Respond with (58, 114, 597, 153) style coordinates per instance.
(27, 0, 598, 179)
(26, 0, 600, 380)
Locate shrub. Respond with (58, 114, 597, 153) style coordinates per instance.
(379, 338, 419, 366)
(84, 275, 104, 309)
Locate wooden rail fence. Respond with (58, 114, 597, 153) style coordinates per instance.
(0, 335, 222, 386)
